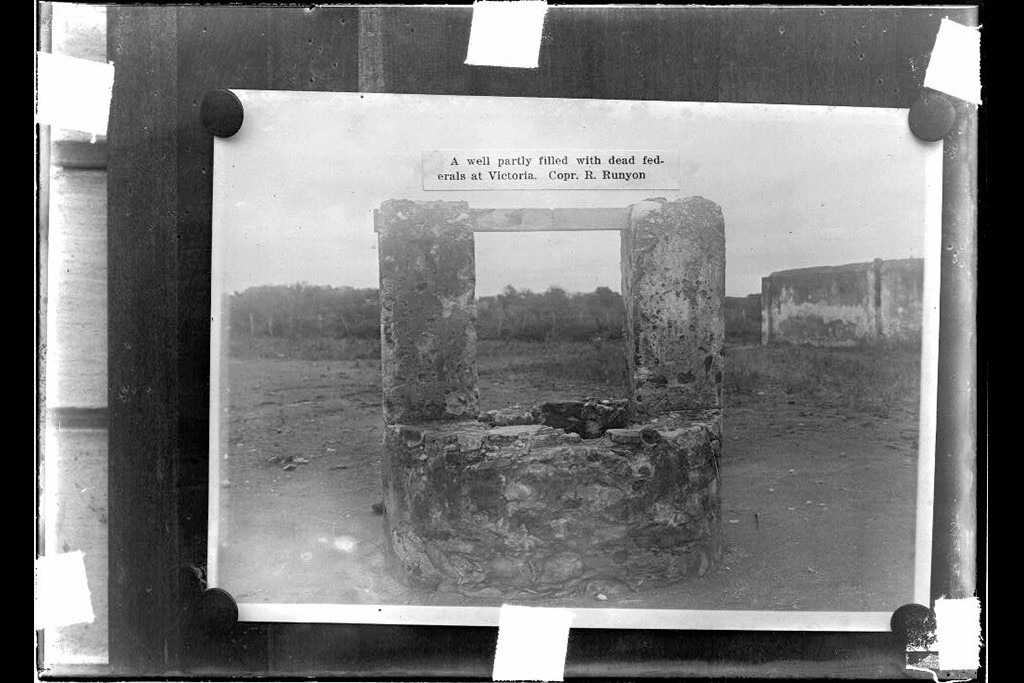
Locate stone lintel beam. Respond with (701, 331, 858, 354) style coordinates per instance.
(468, 207, 629, 233)
(373, 208, 628, 233)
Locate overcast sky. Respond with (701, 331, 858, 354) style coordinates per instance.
(214, 92, 941, 298)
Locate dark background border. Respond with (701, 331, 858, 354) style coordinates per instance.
(96, 5, 979, 678)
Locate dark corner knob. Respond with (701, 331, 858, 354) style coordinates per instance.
(199, 587, 239, 633)
(201, 89, 244, 138)
(908, 90, 957, 142)
(891, 603, 937, 650)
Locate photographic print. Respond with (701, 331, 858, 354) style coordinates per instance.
(207, 91, 941, 629)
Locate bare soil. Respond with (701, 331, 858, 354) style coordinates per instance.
(215, 341, 920, 612)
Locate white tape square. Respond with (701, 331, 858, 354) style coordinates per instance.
(935, 597, 982, 671)
(493, 604, 573, 681)
(465, 1, 548, 69)
(923, 18, 981, 105)
(35, 551, 95, 630)
(36, 51, 115, 136)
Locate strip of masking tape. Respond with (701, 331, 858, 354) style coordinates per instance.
(465, 1, 548, 69)
(36, 51, 114, 136)
(35, 551, 95, 630)
(923, 18, 981, 105)
(492, 604, 573, 681)
(934, 597, 982, 672)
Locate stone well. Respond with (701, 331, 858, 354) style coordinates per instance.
(375, 197, 725, 597)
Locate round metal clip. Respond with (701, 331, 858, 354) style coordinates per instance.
(201, 89, 244, 138)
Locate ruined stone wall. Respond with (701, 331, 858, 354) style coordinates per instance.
(879, 258, 925, 345)
(376, 197, 725, 598)
(761, 258, 923, 347)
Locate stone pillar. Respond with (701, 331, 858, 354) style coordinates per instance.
(377, 199, 478, 424)
(621, 197, 725, 419)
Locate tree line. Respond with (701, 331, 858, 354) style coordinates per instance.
(227, 283, 626, 343)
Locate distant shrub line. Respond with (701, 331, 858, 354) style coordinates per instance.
(228, 284, 763, 348)
(228, 283, 627, 344)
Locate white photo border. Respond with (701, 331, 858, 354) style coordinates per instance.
(207, 91, 942, 631)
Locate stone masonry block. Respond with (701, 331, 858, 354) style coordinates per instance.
(377, 200, 479, 424)
(622, 197, 725, 419)
(382, 410, 723, 597)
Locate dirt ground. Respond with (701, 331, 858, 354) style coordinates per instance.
(215, 342, 920, 612)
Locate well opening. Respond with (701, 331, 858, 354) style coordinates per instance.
(374, 197, 726, 598)
(473, 229, 629, 430)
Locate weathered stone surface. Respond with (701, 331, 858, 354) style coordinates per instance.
(538, 398, 629, 439)
(538, 401, 584, 433)
(622, 197, 725, 419)
(879, 259, 924, 347)
(580, 398, 629, 438)
(377, 200, 478, 424)
(761, 261, 875, 347)
(760, 258, 923, 348)
(479, 405, 540, 427)
(607, 428, 642, 445)
(381, 409, 723, 597)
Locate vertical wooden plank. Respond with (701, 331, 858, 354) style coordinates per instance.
(171, 6, 359, 674)
(267, 6, 359, 92)
(106, 6, 180, 673)
(175, 5, 271, 518)
(52, 2, 107, 61)
(36, 7, 52, 672)
(718, 6, 833, 105)
(50, 4, 109, 169)
(41, 2, 116, 668)
(37, 0, 52, 531)
(47, 169, 108, 409)
(714, 6, 945, 108)
(582, 6, 719, 101)
(358, 7, 386, 93)
(173, 8, 273, 674)
(44, 428, 110, 664)
(932, 102, 978, 603)
(378, 7, 472, 95)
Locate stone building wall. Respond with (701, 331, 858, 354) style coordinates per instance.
(879, 258, 925, 346)
(761, 258, 923, 347)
